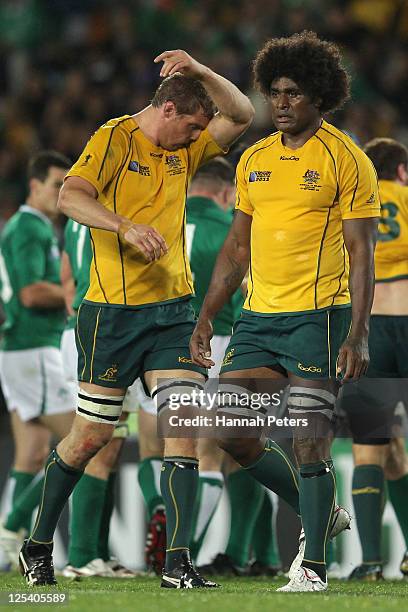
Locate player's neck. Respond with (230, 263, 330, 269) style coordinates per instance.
(281, 117, 322, 150)
(132, 106, 160, 146)
(25, 196, 54, 220)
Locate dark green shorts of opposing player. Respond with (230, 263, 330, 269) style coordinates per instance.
(220, 306, 351, 379)
(367, 315, 408, 378)
(339, 315, 408, 445)
(76, 299, 205, 389)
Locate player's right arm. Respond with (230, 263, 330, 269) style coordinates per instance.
(190, 210, 251, 367)
(58, 124, 167, 263)
(12, 221, 65, 309)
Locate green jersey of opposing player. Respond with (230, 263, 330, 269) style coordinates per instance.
(63, 219, 93, 329)
(186, 158, 244, 336)
(0, 205, 65, 350)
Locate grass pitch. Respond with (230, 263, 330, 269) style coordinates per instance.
(0, 572, 406, 612)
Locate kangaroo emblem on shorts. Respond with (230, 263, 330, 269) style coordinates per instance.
(98, 364, 118, 382)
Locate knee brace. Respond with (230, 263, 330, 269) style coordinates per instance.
(151, 379, 205, 413)
(77, 391, 124, 424)
(288, 386, 337, 420)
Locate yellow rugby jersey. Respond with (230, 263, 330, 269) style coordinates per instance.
(66, 115, 223, 306)
(375, 180, 408, 282)
(236, 120, 380, 314)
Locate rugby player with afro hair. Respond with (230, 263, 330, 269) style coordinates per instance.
(191, 31, 380, 592)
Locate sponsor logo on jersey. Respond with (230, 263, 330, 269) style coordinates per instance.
(81, 154, 92, 166)
(300, 169, 321, 191)
(99, 364, 118, 382)
(366, 192, 376, 204)
(280, 155, 300, 161)
(150, 152, 163, 158)
(249, 170, 272, 182)
(128, 160, 151, 176)
(178, 356, 193, 364)
(297, 362, 322, 373)
(222, 348, 235, 366)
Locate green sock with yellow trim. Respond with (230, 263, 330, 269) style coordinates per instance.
(161, 457, 199, 572)
(246, 439, 300, 514)
(300, 460, 336, 582)
(352, 464, 384, 565)
(28, 449, 83, 545)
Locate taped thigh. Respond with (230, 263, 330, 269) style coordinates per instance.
(77, 390, 124, 425)
(151, 379, 205, 414)
(216, 383, 268, 419)
(287, 386, 337, 421)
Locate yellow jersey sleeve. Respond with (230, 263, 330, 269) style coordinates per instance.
(66, 121, 129, 195)
(234, 154, 253, 216)
(187, 128, 226, 178)
(338, 147, 380, 220)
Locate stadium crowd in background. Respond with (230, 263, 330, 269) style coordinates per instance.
(2, 0, 408, 221)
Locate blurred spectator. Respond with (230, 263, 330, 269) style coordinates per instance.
(2, 0, 408, 211)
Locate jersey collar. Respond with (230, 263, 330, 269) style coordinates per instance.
(19, 204, 52, 226)
(187, 196, 232, 222)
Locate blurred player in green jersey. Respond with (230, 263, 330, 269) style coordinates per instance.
(0, 151, 76, 565)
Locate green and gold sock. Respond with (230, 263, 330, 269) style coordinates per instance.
(300, 460, 336, 582)
(161, 457, 198, 572)
(246, 439, 300, 514)
(352, 465, 384, 565)
(29, 450, 83, 545)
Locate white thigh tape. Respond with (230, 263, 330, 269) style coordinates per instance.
(77, 391, 125, 425)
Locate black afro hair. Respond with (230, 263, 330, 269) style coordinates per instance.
(253, 31, 350, 114)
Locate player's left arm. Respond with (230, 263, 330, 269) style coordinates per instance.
(337, 217, 378, 381)
(155, 50, 255, 148)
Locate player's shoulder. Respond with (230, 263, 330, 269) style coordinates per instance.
(238, 131, 281, 169)
(318, 121, 370, 165)
(93, 115, 136, 142)
(2, 208, 50, 244)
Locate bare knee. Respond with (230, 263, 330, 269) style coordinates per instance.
(385, 438, 408, 480)
(353, 443, 388, 469)
(87, 437, 124, 477)
(293, 437, 331, 465)
(58, 416, 114, 470)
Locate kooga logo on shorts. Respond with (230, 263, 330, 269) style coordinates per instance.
(297, 362, 322, 373)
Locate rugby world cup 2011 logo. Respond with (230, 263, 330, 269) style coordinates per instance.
(249, 170, 272, 182)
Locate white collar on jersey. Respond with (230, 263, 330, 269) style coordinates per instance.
(19, 204, 52, 226)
